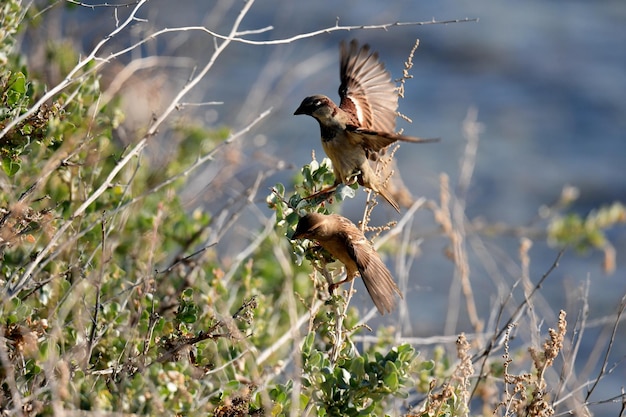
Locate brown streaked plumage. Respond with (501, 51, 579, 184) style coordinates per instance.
(294, 40, 437, 212)
(293, 212, 402, 314)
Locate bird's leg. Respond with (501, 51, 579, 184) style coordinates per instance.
(345, 171, 361, 186)
(317, 265, 335, 292)
(304, 175, 349, 202)
(306, 246, 338, 296)
(303, 184, 338, 202)
(328, 274, 356, 295)
(304, 171, 360, 203)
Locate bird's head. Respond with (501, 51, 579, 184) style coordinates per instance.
(294, 95, 337, 122)
(293, 212, 326, 240)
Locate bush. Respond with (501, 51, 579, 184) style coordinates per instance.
(1, 2, 624, 416)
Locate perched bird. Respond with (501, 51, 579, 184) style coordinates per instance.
(294, 39, 437, 212)
(293, 212, 402, 314)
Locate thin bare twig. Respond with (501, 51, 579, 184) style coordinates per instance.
(65, 0, 140, 8)
(585, 294, 626, 401)
(85, 213, 107, 368)
(198, 17, 479, 45)
(156, 242, 218, 274)
(555, 278, 590, 405)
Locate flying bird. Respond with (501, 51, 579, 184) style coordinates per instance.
(293, 212, 402, 314)
(294, 39, 437, 212)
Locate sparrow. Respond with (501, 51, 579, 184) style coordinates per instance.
(294, 39, 437, 212)
(293, 212, 402, 314)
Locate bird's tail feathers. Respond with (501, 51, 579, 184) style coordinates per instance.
(397, 134, 440, 144)
(360, 269, 402, 315)
(377, 186, 401, 213)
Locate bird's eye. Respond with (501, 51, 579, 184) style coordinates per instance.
(314, 100, 322, 107)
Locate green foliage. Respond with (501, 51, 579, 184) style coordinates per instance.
(301, 334, 416, 416)
(0, 0, 22, 62)
(1, 2, 625, 416)
(0, 69, 61, 176)
(548, 202, 625, 252)
(0, 4, 268, 414)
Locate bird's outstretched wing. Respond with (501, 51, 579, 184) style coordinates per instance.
(345, 126, 440, 153)
(338, 40, 398, 132)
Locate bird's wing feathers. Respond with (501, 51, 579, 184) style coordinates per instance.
(338, 216, 401, 314)
(345, 126, 439, 153)
(354, 240, 401, 314)
(338, 40, 398, 132)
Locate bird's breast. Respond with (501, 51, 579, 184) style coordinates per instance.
(317, 237, 359, 276)
(321, 136, 368, 183)
(320, 124, 337, 142)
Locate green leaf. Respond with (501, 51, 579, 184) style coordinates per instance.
(20, 123, 33, 134)
(6, 72, 27, 106)
(2, 157, 21, 176)
(336, 367, 351, 389)
(9, 71, 26, 93)
(350, 356, 365, 379)
(286, 211, 300, 227)
(383, 368, 399, 391)
(302, 332, 315, 356)
(336, 184, 356, 201)
(275, 182, 285, 196)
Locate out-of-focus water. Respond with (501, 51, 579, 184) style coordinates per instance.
(56, 0, 625, 412)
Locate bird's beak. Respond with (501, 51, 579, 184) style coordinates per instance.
(294, 104, 306, 115)
(292, 226, 309, 240)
